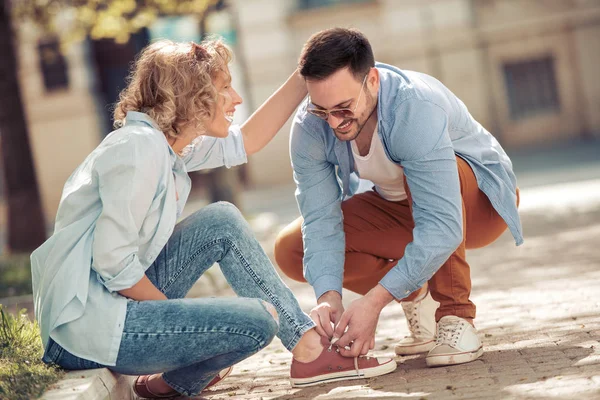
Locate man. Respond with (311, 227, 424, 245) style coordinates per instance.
(275, 28, 522, 367)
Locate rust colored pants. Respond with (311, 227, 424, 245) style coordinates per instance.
(274, 156, 519, 321)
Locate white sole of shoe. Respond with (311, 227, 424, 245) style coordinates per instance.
(394, 339, 436, 355)
(425, 346, 484, 367)
(290, 359, 397, 388)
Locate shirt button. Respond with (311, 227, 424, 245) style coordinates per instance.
(405, 290, 410, 294)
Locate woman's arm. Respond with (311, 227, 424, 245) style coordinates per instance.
(93, 135, 168, 302)
(119, 275, 167, 301)
(240, 69, 307, 156)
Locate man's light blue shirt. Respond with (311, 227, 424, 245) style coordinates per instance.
(290, 63, 523, 301)
(31, 111, 247, 366)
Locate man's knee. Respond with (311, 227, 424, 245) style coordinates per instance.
(274, 228, 304, 282)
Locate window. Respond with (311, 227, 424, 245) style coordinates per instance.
(297, 0, 371, 10)
(38, 38, 69, 92)
(503, 56, 560, 120)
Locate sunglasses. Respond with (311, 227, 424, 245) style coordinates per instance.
(307, 74, 368, 121)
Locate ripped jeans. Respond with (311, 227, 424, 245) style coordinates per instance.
(42, 202, 315, 396)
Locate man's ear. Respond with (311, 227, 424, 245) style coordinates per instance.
(368, 67, 380, 91)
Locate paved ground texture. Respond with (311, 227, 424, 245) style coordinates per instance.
(181, 175, 600, 400)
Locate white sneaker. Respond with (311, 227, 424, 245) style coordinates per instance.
(394, 290, 439, 355)
(425, 316, 483, 367)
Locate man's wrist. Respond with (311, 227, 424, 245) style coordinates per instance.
(317, 290, 342, 304)
(366, 284, 394, 310)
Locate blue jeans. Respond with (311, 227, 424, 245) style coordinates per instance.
(42, 202, 316, 396)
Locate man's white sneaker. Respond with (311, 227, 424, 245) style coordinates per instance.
(425, 315, 483, 367)
(394, 290, 439, 356)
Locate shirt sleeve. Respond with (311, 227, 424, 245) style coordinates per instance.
(379, 99, 464, 299)
(91, 137, 163, 292)
(290, 122, 345, 300)
(182, 125, 248, 172)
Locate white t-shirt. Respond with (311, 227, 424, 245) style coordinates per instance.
(351, 126, 407, 202)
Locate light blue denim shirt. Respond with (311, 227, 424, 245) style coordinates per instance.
(30, 111, 247, 366)
(290, 62, 523, 301)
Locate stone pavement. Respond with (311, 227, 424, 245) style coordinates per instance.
(183, 176, 600, 400)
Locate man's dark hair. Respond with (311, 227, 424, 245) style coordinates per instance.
(299, 28, 375, 81)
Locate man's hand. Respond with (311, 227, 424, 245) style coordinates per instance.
(334, 284, 394, 357)
(310, 291, 344, 339)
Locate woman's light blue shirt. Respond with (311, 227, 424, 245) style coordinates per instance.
(31, 111, 247, 366)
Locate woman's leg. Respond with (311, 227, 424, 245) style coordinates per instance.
(116, 297, 279, 396)
(146, 201, 315, 351)
(44, 297, 278, 396)
(45, 202, 332, 395)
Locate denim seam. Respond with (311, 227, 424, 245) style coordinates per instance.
(224, 237, 299, 331)
(160, 237, 222, 294)
(161, 375, 190, 397)
(121, 327, 269, 347)
(284, 320, 317, 351)
(46, 340, 64, 364)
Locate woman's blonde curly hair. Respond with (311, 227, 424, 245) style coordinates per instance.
(113, 37, 232, 138)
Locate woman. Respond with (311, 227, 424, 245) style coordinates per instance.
(31, 38, 396, 398)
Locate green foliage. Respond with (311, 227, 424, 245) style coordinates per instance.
(0, 306, 63, 400)
(12, 0, 219, 44)
(0, 255, 32, 298)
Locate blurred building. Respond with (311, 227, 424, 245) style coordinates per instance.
(234, 0, 600, 186)
(14, 0, 600, 221)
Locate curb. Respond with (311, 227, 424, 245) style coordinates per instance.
(0, 294, 32, 306)
(41, 368, 134, 400)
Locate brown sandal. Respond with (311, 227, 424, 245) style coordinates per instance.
(133, 374, 180, 399)
(133, 367, 233, 398)
(204, 366, 233, 390)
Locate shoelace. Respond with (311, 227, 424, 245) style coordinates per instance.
(328, 337, 341, 353)
(403, 302, 422, 337)
(327, 337, 369, 375)
(436, 320, 463, 346)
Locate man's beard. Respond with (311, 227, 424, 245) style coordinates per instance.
(333, 91, 377, 142)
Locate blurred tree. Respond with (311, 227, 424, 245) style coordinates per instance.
(11, 0, 218, 45)
(0, 0, 217, 252)
(0, 0, 46, 252)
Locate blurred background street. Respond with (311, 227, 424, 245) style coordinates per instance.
(4, 0, 600, 241)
